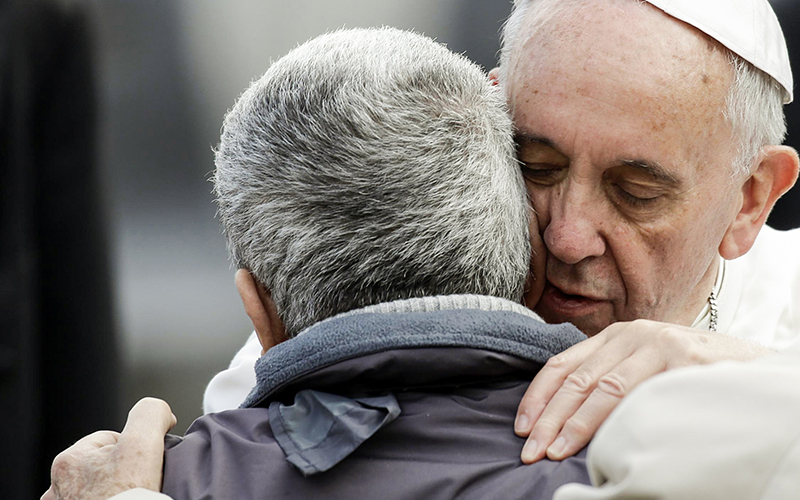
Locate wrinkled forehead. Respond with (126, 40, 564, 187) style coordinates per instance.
(508, 0, 733, 114)
(506, 0, 739, 175)
(509, 0, 792, 102)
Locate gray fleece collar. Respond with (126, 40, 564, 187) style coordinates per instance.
(241, 295, 585, 408)
(316, 294, 544, 327)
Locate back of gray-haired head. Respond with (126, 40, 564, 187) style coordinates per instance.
(498, 0, 787, 178)
(214, 27, 530, 338)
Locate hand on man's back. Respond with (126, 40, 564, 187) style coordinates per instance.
(42, 398, 176, 500)
(515, 320, 776, 463)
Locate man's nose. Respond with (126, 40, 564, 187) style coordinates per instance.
(541, 183, 607, 265)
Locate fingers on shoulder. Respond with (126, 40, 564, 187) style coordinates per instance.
(517, 351, 581, 416)
(57, 430, 121, 460)
(561, 370, 596, 396)
(534, 337, 604, 391)
(609, 319, 711, 367)
(594, 371, 630, 400)
(124, 398, 177, 437)
(51, 431, 119, 477)
(129, 397, 173, 419)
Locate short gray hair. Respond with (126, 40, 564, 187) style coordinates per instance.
(214, 27, 530, 338)
(498, 0, 787, 178)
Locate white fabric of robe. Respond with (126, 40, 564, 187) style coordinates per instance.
(109, 489, 164, 500)
(704, 226, 800, 349)
(553, 338, 800, 500)
(202, 331, 260, 414)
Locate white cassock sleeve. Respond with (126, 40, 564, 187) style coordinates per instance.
(109, 489, 171, 500)
(554, 340, 800, 500)
(202, 331, 261, 414)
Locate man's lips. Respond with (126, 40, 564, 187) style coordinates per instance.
(539, 282, 606, 318)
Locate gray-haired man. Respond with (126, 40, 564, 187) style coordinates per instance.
(490, 0, 800, 467)
(52, 27, 594, 500)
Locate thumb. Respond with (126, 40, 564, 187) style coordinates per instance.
(121, 397, 177, 443)
(117, 397, 177, 490)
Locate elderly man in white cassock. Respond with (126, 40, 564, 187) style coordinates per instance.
(491, 0, 800, 497)
(493, 0, 800, 464)
(44, 0, 800, 499)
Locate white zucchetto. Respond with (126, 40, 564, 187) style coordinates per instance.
(646, 0, 793, 103)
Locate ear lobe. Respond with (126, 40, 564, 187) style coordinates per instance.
(719, 145, 799, 259)
(488, 67, 501, 86)
(235, 269, 287, 355)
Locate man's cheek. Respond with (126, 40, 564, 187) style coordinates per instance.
(525, 216, 547, 308)
(524, 262, 546, 309)
(529, 194, 551, 234)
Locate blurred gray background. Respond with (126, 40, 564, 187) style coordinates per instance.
(93, 0, 514, 434)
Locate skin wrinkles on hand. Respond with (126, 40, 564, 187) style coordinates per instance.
(43, 398, 176, 500)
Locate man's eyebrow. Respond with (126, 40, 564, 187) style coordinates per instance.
(515, 134, 681, 186)
(620, 159, 682, 186)
(513, 133, 557, 150)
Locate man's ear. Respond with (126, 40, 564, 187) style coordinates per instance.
(235, 269, 287, 355)
(488, 67, 501, 86)
(719, 145, 799, 259)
